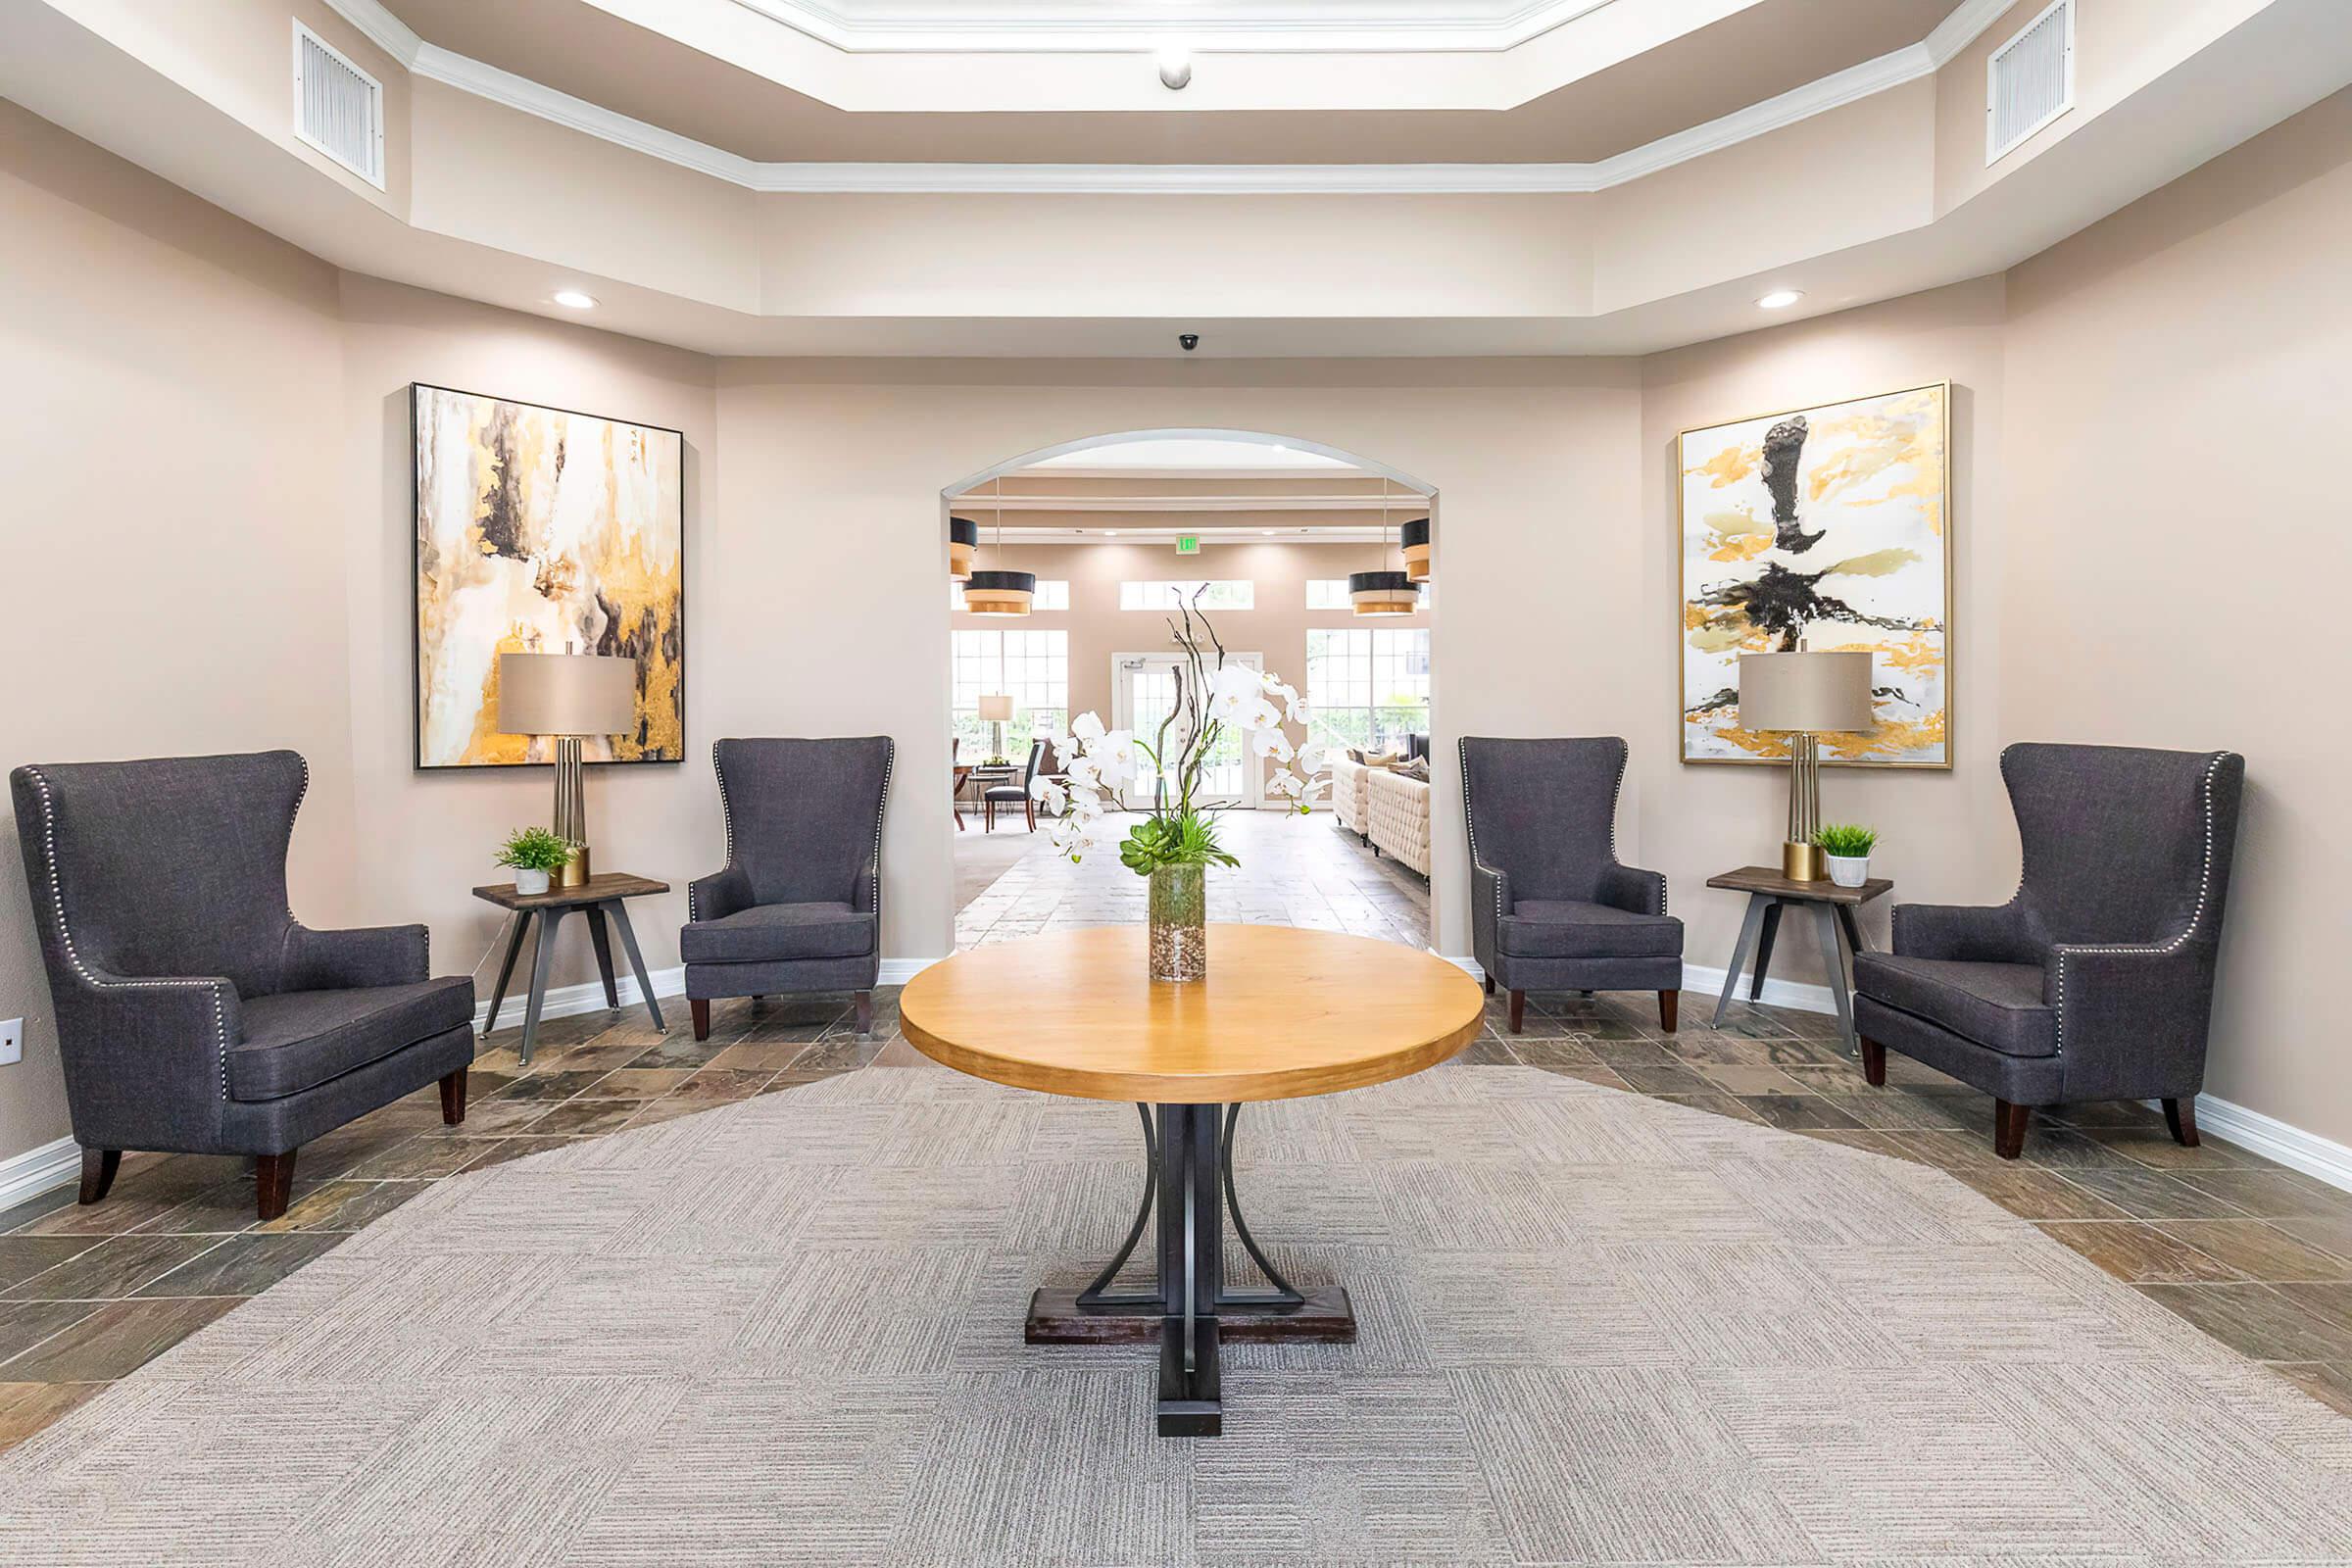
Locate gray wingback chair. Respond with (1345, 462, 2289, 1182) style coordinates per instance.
(1459, 737, 1684, 1034)
(10, 752, 474, 1220)
(683, 737, 894, 1042)
(1854, 743, 2245, 1159)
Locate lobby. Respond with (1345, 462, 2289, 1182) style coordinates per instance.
(4, 0, 2352, 1559)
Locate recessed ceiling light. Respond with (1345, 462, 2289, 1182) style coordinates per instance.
(1155, 42, 1192, 90)
(1262, 529, 1278, 536)
(1105, 530, 1121, 537)
(1756, 289, 1804, 311)
(553, 289, 598, 310)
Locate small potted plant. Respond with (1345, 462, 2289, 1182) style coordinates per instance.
(496, 826, 574, 896)
(1814, 823, 1879, 889)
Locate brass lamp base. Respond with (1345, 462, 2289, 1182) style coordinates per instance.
(551, 734, 592, 888)
(1781, 840, 1823, 882)
(559, 843, 592, 889)
(1782, 730, 1825, 882)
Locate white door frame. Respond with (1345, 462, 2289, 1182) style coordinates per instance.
(1111, 652, 1264, 809)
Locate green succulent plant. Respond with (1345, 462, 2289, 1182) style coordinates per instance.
(495, 826, 575, 873)
(1813, 823, 1879, 858)
(1117, 810, 1241, 875)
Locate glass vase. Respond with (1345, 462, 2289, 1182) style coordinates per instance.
(1148, 862, 1207, 983)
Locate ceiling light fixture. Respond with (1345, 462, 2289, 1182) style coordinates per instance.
(1351, 481, 1420, 617)
(948, 514, 977, 582)
(552, 289, 599, 310)
(1756, 289, 1805, 310)
(1156, 42, 1192, 90)
(964, 482, 1034, 616)
(1400, 515, 1432, 584)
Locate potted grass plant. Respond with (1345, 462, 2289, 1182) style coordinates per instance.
(496, 826, 574, 896)
(1030, 588, 1326, 981)
(1813, 823, 1879, 889)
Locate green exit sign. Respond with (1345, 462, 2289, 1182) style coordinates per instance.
(1176, 534, 1200, 556)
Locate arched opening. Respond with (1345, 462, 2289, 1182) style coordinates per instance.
(941, 428, 1441, 955)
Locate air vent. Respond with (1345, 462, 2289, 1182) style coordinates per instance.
(292, 23, 384, 189)
(1985, 0, 2075, 166)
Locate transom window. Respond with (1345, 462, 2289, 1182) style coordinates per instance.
(1119, 580, 1253, 611)
(951, 579, 1068, 611)
(1305, 579, 1349, 610)
(1305, 627, 1430, 757)
(952, 628, 1068, 762)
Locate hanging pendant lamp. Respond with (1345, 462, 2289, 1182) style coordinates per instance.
(949, 514, 978, 581)
(964, 487, 1035, 615)
(1399, 515, 1432, 583)
(1351, 483, 1419, 616)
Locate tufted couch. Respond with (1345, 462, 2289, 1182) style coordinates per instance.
(1366, 765, 1433, 875)
(1329, 753, 1374, 839)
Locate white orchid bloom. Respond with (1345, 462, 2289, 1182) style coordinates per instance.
(1070, 711, 1106, 743)
(1267, 769, 1304, 799)
(1209, 662, 1266, 702)
(1064, 754, 1102, 790)
(1249, 728, 1295, 763)
(1278, 685, 1309, 724)
(1297, 743, 1330, 775)
(1241, 696, 1284, 733)
(1095, 730, 1142, 787)
(1027, 774, 1067, 812)
(1205, 686, 1254, 728)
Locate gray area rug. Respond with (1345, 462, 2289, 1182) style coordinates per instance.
(4, 1062, 2351, 1565)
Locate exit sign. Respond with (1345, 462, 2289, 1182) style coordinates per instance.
(1176, 535, 1200, 556)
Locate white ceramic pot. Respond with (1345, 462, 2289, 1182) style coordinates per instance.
(514, 866, 552, 896)
(1825, 854, 1869, 889)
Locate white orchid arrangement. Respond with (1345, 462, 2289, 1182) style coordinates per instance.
(1029, 590, 1329, 871)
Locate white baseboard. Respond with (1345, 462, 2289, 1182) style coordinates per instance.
(2177, 1094, 2352, 1194)
(1679, 961, 1840, 1017)
(0, 1135, 81, 1213)
(472, 957, 940, 1033)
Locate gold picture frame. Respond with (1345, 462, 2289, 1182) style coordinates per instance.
(1677, 379, 1952, 769)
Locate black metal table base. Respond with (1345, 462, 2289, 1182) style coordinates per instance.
(1023, 1102, 1355, 1438)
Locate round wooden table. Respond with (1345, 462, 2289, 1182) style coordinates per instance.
(900, 923, 1484, 1437)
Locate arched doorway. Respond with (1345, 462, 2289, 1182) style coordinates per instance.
(941, 429, 1441, 953)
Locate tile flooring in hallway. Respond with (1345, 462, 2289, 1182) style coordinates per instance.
(1, 812, 2349, 1451)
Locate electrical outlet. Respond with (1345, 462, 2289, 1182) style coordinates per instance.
(0, 1018, 19, 1066)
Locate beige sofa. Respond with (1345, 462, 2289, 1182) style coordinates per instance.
(1330, 754, 1374, 838)
(1366, 765, 1433, 875)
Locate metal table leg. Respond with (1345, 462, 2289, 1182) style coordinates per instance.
(1811, 902, 1858, 1056)
(1712, 895, 1769, 1026)
(518, 907, 565, 1065)
(483, 911, 529, 1035)
(603, 900, 666, 1033)
(1748, 901, 1785, 1002)
(583, 906, 619, 1008)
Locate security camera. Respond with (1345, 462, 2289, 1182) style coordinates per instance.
(1178, 333, 1200, 352)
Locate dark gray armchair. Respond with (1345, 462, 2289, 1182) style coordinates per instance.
(1459, 737, 1685, 1034)
(10, 752, 473, 1221)
(1854, 743, 2245, 1158)
(683, 737, 893, 1042)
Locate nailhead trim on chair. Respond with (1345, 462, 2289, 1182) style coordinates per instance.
(869, 746, 894, 917)
(695, 741, 736, 924)
(21, 765, 235, 1100)
(1456, 739, 1507, 938)
(2048, 751, 2234, 1054)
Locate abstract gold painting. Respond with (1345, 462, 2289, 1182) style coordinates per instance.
(1679, 381, 1950, 767)
(413, 384, 684, 768)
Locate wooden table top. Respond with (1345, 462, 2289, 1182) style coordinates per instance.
(899, 925, 1485, 1104)
(471, 872, 670, 910)
(1705, 865, 1892, 906)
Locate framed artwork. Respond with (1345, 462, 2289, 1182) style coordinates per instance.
(412, 383, 685, 768)
(1678, 380, 1950, 768)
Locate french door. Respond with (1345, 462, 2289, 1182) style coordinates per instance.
(1111, 653, 1262, 809)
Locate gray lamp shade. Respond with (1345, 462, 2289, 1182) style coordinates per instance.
(976, 694, 1014, 721)
(1738, 650, 1873, 733)
(497, 652, 638, 737)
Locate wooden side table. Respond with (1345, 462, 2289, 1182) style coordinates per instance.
(472, 872, 670, 1064)
(1704, 865, 1892, 1056)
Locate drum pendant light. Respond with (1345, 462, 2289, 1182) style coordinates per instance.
(1399, 515, 1432, 583)
(949, 514, 978, 581)
(964, 484, 1035, 616)
(1350, 483, 1420, 616)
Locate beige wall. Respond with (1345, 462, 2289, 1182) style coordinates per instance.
(0, 103, 353, 1165)
(5, 90, 2351, 1175)
(1999, 90, 2352, 1147)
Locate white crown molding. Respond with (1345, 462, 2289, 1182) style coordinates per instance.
(322, 0, 2014, 194)
(726, 0, 1625, 54)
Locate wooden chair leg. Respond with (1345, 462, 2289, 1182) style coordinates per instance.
(1992, 1100, 2031, 1160)
(439, 1068, 467, 1127)
(1507, 989, 1526, 1034)
(78, 1148, 120, 1205)
(690, 998, 711, 1042)
(1026, 798, 1037, 830)
(2163, 1097, 2200, 1148)
(1484, 973, 1495, 997)
(855, 989, 875, 1040)
(1656, 990, 1678, 1033)
(255, 1152, 297, 1222)
(1859, 1036, 1886, 1087)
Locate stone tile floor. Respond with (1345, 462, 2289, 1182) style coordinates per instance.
(2, 816, 2348, 1451)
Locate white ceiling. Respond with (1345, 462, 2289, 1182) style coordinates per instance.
(1029, 438, 1355, 471)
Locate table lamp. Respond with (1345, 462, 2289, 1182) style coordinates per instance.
(497, 651, 637, 888)
(977, 693, 1014, 762)
(1737, 648, 1873, 882)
